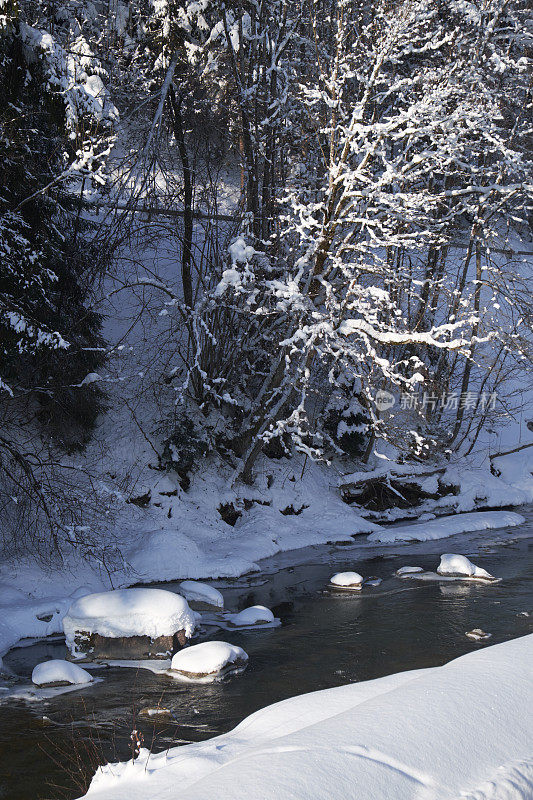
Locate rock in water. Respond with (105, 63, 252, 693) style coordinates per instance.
(226, 605, 276, 628)
(139, 707, 173, 720)
(63, 588, 199, 661)
(32, 659, 93, 687)
(438, 554, 496, 581)
(328, 572, 364, 591)
(466, 629, 492, 641)
(178, 581, 224, 609)
(396, 566, 424, 577)
(170, 641, 248, 683)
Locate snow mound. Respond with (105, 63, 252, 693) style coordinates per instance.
(63, 588, 198, 645)
(83, 635, 533, 800)
(329, 571, 363, 588)
(32, 659, 93, 687)
(178, 581, 224, 608)
(170, 641, 248, 682)
(438, 554, 495, 580)
(227, 606, 276, 627)
(368, 510, 525, 543)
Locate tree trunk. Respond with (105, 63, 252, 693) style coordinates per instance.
(169, 85, 193, 308)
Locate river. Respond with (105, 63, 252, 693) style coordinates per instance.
(1, 508, 532, 800)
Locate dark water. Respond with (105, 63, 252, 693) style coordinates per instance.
(1, 510, 532, 800)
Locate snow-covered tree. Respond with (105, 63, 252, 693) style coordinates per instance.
(170, 0, 532, 482)
(0, 0, 117, 558)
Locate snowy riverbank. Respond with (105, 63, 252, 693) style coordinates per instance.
(0, 454, 530, 660)
(82, 634, 533, 800)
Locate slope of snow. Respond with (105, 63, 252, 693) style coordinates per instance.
(63, 589, 199, 649)
(368, 510, 525, 543)
(82, 634, 533, 800)
(32, 659, 93, 686)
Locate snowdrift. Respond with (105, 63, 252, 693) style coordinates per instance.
(367, 509, 525, 543)
(83, 634, 533, 800)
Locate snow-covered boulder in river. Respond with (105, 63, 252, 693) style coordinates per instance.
(328, 572, 364, 591)
(170, 641, 248, 683)
(396, 566, 424, 577)
(32, 659, 93, 688)
(226, 605, 278, 629)
(437, 554, 496, 581)
(466, 629, 492, 641)
(178, 581, 224, 609)
(63, 589, 199, 661)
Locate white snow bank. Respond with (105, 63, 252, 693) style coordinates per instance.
(83, 635, 533, 800)
(442, 462, 533, 512)
(227, 606, 275, 627)
(170, 641, 248, 680)
(0, 584, 93, 658)
(122, 459, 380, 584)
(329, 571, 363, 587)
(63, 589, 198, 648)
(438, 554, 494, 580)
(178, 581, 224, 608)
(368, 510, 525, 543)
(32, 659, 93, 687)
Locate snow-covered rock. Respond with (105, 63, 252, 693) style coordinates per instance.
(139, 707, 173, 719)
(465, 629, 492, 641)
(178, 581, 224, 609)
(437, 554, 495, 581)
(395, 566, 424, 577)
(170, 642, 248, 683)
(32, 659, 93, 687)
(226, 606, 276, 628)
(82, 635, 533, 800)
(328, 571, 364, 590)
(367, 510, 525, 543)
(63, 589, 199, 660)
(363, 577, 382, 587)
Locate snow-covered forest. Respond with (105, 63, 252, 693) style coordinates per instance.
(0, 1, 532, 798)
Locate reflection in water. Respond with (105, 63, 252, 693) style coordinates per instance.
(0, 520, 532, 800)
